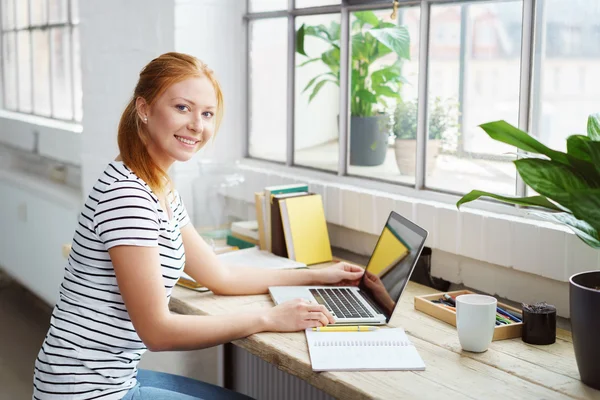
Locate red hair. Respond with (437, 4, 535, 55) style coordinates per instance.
(117, 52, 224, 195)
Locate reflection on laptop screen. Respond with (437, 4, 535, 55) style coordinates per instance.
(358, 212, 428, 323)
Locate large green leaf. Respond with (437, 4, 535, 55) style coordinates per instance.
(587, 113, 600, 141)
(515, 158, 588, 208)
(321, 48, 340, 74)
(456, 190, 562, 211)
(352, 34, 370, 61)
(479, 121, 570, 164)
(308, 79, 335, 102)
(355, 89, 377, 105)
(368, 27, 410, 60)
(354, 11, 379, 28)
(372, 85, 400, 99)
(568, 189, 600, 233)
(481, 121, 600, 184)
(297, 24, 307, 56)
(298, 57, 321, 67)
(530, 211, 600, 249)
(305, 24, 333, 42)
(583, 139, 600, 176)
(371, 64, 402, 87)
(567, 135, 593, 162)
(302, 72, 336, 93)
(327, 21, 341, 42)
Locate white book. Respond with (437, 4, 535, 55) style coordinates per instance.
(231, 220, 260, 240)
(305, 327, 426, 371)
(217, 246, 306, 270)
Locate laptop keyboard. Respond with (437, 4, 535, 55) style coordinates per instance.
(309, 288, 374, 319)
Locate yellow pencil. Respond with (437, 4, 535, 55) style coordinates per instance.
(311, 326, 379, 332)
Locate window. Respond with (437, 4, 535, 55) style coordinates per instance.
(530, 0, 600, 152)
(246, 0, 598, 200)
(0, 0, 81, 122)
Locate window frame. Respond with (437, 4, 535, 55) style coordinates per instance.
(0, 0, 81, 123)
(245, 0, 536, 199)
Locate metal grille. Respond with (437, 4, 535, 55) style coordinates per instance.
(231, 345, 334, 400)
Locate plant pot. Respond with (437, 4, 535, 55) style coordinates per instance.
(521, 303, 556, 345)
(349, 115, 389, 167)
(570, 270, 600, 390)
(394, 139, 440, 176)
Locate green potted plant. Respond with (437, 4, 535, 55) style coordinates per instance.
(393, 97, 458, 175)
(456, 114, 600, 390)
(296, 11, 410, 166)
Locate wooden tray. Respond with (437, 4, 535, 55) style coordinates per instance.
(414, 289, 523, 341)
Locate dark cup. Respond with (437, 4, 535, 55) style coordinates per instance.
(521, 305, 556, 345)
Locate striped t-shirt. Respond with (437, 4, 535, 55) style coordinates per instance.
(33, 161, 190, 400)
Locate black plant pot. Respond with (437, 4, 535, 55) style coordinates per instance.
(521, 303, 556, 345)
(570, 270, 600, 390)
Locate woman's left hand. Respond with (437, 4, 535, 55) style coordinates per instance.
(316, 262, 365, 286)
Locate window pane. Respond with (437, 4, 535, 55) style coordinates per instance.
(48, 0, 68, 24)
(296, 0, 340, 7)
(426, 1, 522, 196)
(347, 7, 419, 184)
(530, 0, 600, 152)
(31, 0, 49, 26)
(73, 26, 82, 121)
(2, 32, 17, 110)
(2, 0, 15, 30)
(15, 0, 29, 29)
(294, 14, 341, 172)
(32, 29, 51, 116)
(249, 18, 288, 162)
(249, 0, 286, 13)
(51, 27, 72, 119)
(17, 30, 32, 112)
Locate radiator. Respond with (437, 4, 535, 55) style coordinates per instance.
(231, 346, 334, 400)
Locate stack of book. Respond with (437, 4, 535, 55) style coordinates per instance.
(227, 220, 260, 249)
(254, 183, 332, 265)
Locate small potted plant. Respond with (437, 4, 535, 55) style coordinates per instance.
(393, 97, 458, 175)
(296, 11, 410, 166)
(456, 114, 600, 390)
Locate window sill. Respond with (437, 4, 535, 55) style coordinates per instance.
(225, 157, 599, 283)
(0, 110, 82, 166)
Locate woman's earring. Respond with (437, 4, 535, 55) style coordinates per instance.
(143, 116, 148, 123)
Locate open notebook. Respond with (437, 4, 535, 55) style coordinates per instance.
(305, 327, 425, 371)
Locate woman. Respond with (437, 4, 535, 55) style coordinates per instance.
(32, 52, 364, 400)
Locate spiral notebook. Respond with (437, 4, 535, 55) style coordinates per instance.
(305, 328, 426, 371)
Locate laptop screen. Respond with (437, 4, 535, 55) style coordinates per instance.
(358, 211, 428, 323)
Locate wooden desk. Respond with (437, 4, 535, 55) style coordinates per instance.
(170, 274, 600, 400)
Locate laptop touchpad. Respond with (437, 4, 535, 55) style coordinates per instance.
(269, 287, 314, 305)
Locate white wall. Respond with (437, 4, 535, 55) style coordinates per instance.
(79, 0, 176, 197)
(0, 169, 80, 306)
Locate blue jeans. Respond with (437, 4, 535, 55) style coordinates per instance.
(122, 369, 253, 400)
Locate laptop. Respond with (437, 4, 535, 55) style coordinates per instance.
(268, 211, 428, 325)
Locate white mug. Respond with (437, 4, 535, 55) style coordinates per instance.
(456, 294, 497, 353)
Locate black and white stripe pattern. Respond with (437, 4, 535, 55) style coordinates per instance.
(33, 161, 190, 400)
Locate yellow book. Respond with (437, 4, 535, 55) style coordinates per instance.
(254, 192, 267, 250)
(366, 225, 410, 278)
(279, 194, 332, 265)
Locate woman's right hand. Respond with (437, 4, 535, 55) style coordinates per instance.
(263, 299, 335, 332)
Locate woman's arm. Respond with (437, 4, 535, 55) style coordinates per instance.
(109, 245, 334, 352)
(181, 225, 364, 295)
